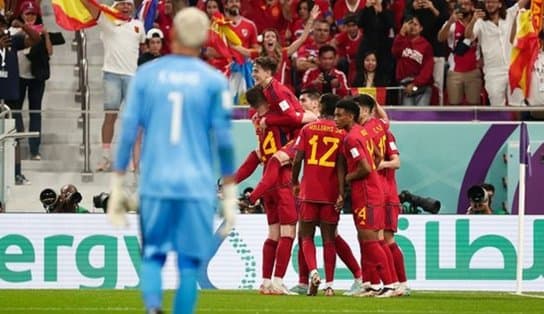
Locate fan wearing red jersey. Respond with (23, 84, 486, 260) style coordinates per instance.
(243, 87, 298, 295)
(378, 130, 410, 296)
(292, 93, 346, 296)
(334, 99, 396, 298)
(354, 94, 401, 291)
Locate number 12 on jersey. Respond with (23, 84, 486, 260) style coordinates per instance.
(307, 135, 340, 168)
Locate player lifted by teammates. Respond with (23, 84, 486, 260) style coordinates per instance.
(243, 86, 300, 295)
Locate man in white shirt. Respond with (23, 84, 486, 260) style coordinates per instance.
(465, 0, 528, 106)
(81, 0, 145, 171)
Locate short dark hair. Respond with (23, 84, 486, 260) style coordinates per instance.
(245, 86, 267, 109)
(320, 93, 341, 117)
(335, 99, 360, 122)
(343, 12, 358, 25)
(300, 88, 321, 100)
(254, 56, 278, 74)
(353, 93, 376, 112)
(318, 44, 336, 57)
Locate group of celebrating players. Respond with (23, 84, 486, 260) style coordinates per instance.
(234, 55, 409, 297)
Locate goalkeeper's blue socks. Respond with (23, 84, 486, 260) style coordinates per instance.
(141, 254, 166, 311)
(175, 255, 200, 314)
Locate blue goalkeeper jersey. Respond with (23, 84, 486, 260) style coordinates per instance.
(114, 55, 235, 200)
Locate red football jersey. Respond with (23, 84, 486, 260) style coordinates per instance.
(262, 79, 305, 139)
(362, 117, 389, 167)
(230, 17, 259, 48)
(295, 119, 346, 203)
(343, 124, 384, 206)
(255, 113, 289, 165)
(381, 130, 400, 203)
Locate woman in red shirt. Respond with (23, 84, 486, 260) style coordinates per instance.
(231, 6, 320, 89)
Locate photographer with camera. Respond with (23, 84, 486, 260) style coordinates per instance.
(40, 184, 89, 213)
(301, 44, 350, 97)
(466, 184, 493, 214)
(438, 0, 482, 105)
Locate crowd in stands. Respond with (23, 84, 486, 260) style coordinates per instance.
(1, 0, 543, 181)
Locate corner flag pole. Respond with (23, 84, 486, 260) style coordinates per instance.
(515, 122, 530, 295)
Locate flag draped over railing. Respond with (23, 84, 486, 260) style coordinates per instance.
(52, 0, 130, 31)
(509, 0, 544, 98)
(351, 87, 387, 105)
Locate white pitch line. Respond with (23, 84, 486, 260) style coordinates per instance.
(510, 293, 544, 299)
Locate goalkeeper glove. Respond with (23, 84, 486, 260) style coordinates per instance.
(107, 173, 137, 228)
(218, 182, 237, 237)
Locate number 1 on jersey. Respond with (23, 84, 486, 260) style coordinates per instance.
(169, 92, 183, 144)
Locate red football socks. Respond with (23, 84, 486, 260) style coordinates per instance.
(274, 237, 294, 278)
(389, 242, 407, 283)
(235, 150, 260, 184)
(301, 237, 317, 271)
(249, 157, 281, 204)
(380, 240, 399, 283)
(323, 240, 336, 283)
(359, 239, 380, 285)
(362, 240, 394, 285)
(336, 235, 362, 279)
(297, 238, 309, 284)
(262, 238, 278, 279)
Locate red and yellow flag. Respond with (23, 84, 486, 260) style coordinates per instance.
(52, 0, 130, 31)
(351, 87, 387, 105)
(209, 12, 244, 64)
(509, 0, 544, 98)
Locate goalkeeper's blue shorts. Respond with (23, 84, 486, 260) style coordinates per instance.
(139, 196, 216, 261)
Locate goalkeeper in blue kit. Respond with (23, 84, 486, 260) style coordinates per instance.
(106, 7, 237, 314)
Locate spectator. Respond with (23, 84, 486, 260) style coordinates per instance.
(138, 28, 164, 65)
(333, 0, 366, 31)
(287, 0, 314, 41)
(437, 0, 482, 105)
(231, 6, 320, 88)
(154, 0, 174, 54)
(9, 1, 51, 161)
(80, 0, 146, 171)
(331, 12, 362, 83)
(302, 44, 350, 96)
(356, 0, 396, 84)
(352, 50, 391, 87)
(225, 0, 259, 49)
(465, 0, 527, 106)
(294, 19, 331, 74)
(406, 0, 449, 56)
(201, 0, 230, 73)
(525, 29, 544, 107)
(245, 0, 292, 37)
(0, 12, 40, 185)
(406, 0, 449, 104)
(392, 16, 434, 106)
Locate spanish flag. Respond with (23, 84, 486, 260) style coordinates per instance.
(210, 12, 244, 64)
(509, 1, 544, 98)
(52, 0, 130, 31)
(351, 87, 387, 105)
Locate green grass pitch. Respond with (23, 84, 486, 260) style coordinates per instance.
(0, 290, 543, 313)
